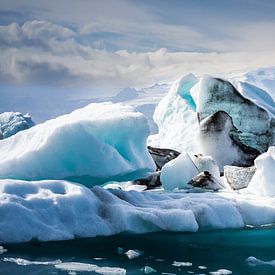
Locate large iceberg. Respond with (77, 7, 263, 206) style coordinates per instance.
(0, 103, 155, 185)
(197, 77, 274, 169)
(2, 179, 275, 244)
(0, 112, 35, 139)
(149, 74, 199, 153)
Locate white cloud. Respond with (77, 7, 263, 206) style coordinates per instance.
(0, 20, 275, 94)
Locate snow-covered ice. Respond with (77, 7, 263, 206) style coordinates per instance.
(0, 102, 155, 185)
(0, 112, 34, 139)
(160, 152, 199, 190)
(244, 147, 275, 196)
(149, 74, 199, 153)
(2, 178, 275, 244)
(160, 153, 222, 191)
(3, 258, 126, 274)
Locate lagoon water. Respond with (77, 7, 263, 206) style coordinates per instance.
(1, 227, 275, 274)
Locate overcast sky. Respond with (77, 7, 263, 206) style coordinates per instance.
(0, 0, 275, 95)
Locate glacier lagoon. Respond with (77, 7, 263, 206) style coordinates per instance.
(0, 68, 274, 274)
(2, 227, 275, 274)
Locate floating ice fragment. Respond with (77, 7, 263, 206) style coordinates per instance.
(55, 262, 126, 274)
(172, 261, 192, 267)
(246, 256, 275, 268)
(209, 269, 232, 275)
(0, 246, 7, 254)
(117, 247, 124, 255)
(140, 265, 157, 273)
(125, 249, 142, 260)
(3, 257, 62, 266)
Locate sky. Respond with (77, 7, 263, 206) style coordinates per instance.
(0, 0, 275, 96)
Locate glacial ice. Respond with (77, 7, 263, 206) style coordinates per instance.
(3, 178, 275, 244)
(3, 258, 126, 274)
(0, 112, 35, 139)
(197, 77, 273, 153)
(244, 147, 275, 196)
(160, 153, 222, 191)
(246, 256, 275, 268)
(150, 74, 199, 153)
(0, 103, 155, 185)
(237, 82, 275, 116)
(160, 152, 199, 190)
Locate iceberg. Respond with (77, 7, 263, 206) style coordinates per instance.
(197, 77, 274, 169)
(150, 74, 199, 153)
(3, 178, 275, 244)
(160, 152, 199, 191)
(244, 147, 275, 197)
(0, 103, 155, 185)
(0, 112, 35, 139)
(160, 152, 223, 191)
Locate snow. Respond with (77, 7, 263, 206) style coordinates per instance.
(149, 74, 199, 153)
(244, 147, 275, 197)
(160, 152, 199, 190)
(0, 112, 34, 139)
(237, 67, 275, 100)
(0, 102, 155, 185)
(237, 82, 275, 116)
(3, 178, 275, 244)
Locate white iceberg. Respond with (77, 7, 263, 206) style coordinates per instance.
(160, 153, 222, 191)
(2, 178, 275, 244)
(244, 146, 275, 197)
(0, 103, 155, 185)
(0, 112, 35, 139)
(160, 152, 199, 191)
(149, 74, 199, 153)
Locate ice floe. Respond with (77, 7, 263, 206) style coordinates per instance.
(2, 179, 275, 243)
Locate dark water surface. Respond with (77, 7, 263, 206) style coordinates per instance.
(1, 227, 275, 274)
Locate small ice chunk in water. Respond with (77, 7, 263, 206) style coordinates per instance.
(140, 266, 157, 273)
(209, 269, 232, 275)
(172, 261, 192, 267)
(55, 262, 126, 274)
(198, 265, 207, 269)
(117, 247, 124, 255)
(246, 256, 275, 267)
(0, 246, 7, 254)
(125, 249, 142, 260)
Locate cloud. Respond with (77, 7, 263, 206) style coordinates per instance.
(1, 0, 275, 53)
(0, 20, 275, 94)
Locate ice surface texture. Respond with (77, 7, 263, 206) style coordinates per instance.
(151, 74, 199, 153)
(245, 146, 275, 196)
(0, 103, 155, 185)
(0, 112, 34, 139)
(197, 77, 274, 154)
(2, 179, 275, 243)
